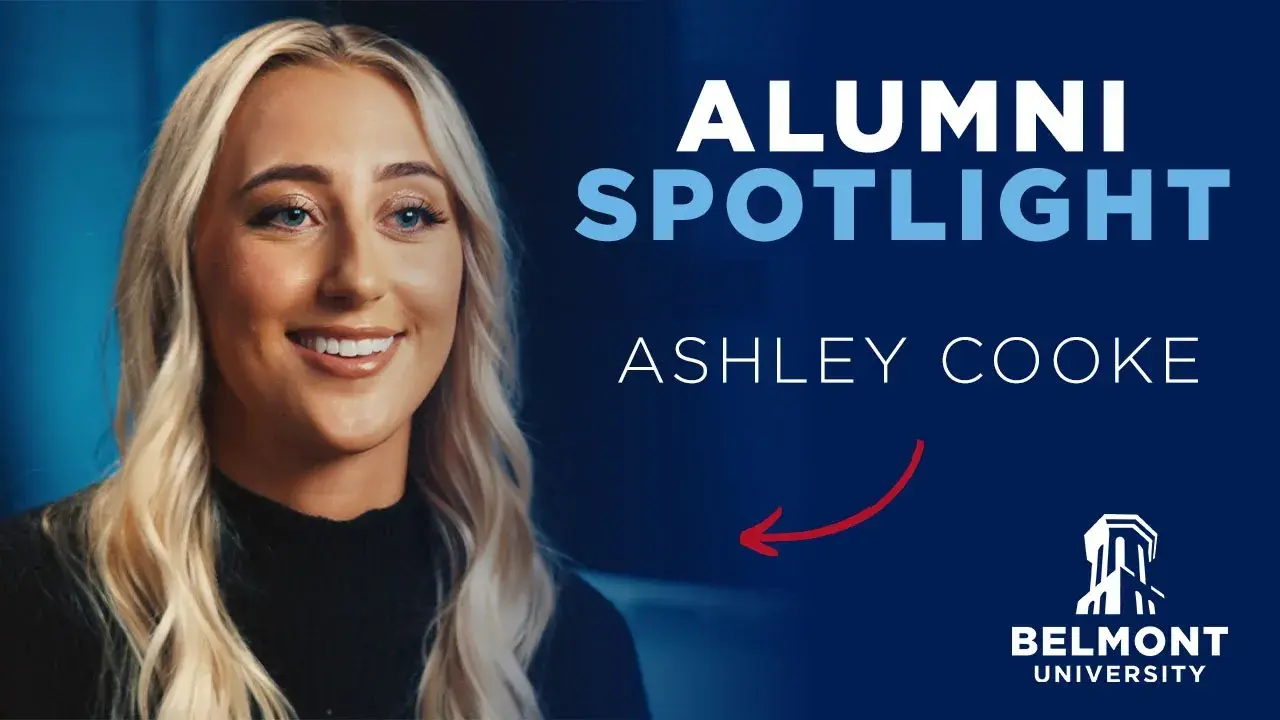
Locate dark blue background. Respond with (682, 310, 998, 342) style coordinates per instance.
(1, 0, 1271, 717)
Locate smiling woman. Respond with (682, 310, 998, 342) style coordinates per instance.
(193, 59, 467, 506)
(0, 19, 649, 720)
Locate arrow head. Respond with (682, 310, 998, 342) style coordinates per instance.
(739, 506, 784, 557)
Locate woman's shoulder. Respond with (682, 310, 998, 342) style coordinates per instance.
(0, 497, 90, 585)
(547, 570, 637, 642)
(0, 502, 106, 718)
(533, 567, 652, 719)
(0, 499, 92, 635)
(0, 503, 65, 598)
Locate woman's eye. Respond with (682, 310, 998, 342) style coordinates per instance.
(278, 207, 309, 227)
(249, 203, 317, 231)
(384, 203, 446, 234)
(393, 208, 423, 229)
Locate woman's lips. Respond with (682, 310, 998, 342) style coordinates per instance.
(288, 332, 403, 380)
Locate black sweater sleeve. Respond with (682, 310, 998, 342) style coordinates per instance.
(532, 571, 653, 720)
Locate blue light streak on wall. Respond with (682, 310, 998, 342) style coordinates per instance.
(0, 1, 286, 514)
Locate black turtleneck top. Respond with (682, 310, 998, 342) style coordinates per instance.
(0, 473, 651, 720)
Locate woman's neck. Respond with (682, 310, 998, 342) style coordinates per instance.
(206, 407, 413, 521)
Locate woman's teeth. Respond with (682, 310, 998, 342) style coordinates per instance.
(295, 335, 395, 357)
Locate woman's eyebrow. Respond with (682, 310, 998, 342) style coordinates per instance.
(377, 161, 443, 183)
(239, 163, 332, 195)
(237, 161, 442, 196)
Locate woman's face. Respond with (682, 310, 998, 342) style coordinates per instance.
(195, 63, 464, 457)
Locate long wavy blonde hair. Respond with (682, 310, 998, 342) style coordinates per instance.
(41, 19, 554, 720)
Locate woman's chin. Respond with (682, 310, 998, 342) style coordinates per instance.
(306, 417, 410, 456)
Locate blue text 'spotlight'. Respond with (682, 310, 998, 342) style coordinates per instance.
(575, 168, 1230, 243)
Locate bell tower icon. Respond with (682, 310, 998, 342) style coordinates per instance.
(1075, 514, 1165, 615)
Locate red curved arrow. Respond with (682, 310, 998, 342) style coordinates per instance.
(739, 439, 925, 557)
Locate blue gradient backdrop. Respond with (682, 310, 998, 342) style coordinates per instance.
(2, 1, 1274, 718)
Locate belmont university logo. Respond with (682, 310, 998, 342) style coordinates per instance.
(1075, 514, 1164, 616)
(1012, 514, 1228, 684)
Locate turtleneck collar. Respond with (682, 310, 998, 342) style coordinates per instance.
(212, 467, 422, 536)
(210, 467, 439, 599)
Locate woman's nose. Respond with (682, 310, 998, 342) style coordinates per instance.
(317, 219, 390, 309)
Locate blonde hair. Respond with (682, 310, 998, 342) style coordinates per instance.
(41, 19, 554, 720)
